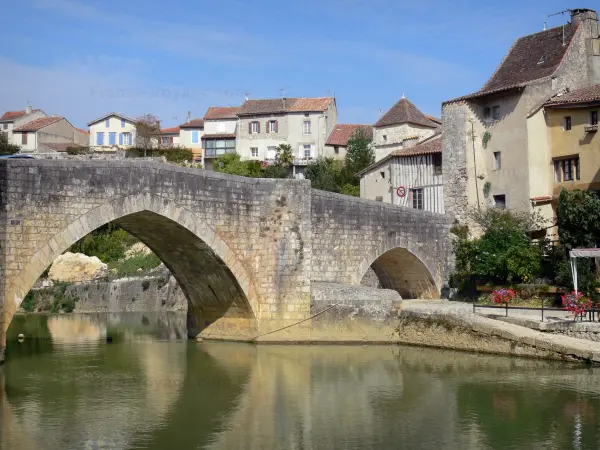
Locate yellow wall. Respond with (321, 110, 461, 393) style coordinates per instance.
(548, 106, 600, 195)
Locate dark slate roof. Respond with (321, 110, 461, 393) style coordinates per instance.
(204, 107, 240, 120)
(237, 97, 334, 116)
(445, 22, 579, 104)
(179, 119, 205, 128)
(326, 124, 373, 146)
(374, 98, 437, 128)
(544, 84, 600, 106)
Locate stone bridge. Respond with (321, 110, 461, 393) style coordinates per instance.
(0, 159, 453, 358)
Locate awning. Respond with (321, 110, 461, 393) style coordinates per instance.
(569, 249, 600, 258)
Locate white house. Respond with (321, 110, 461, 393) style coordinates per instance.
(12, 116, 89, 153)
(236, 97, 338, 178)
(88, 112, 136, 150)
(0, 106, 47, 144)
(358, 133, 444, 213)
(202, 106, 239, 170)
(179, 117, 205, 161)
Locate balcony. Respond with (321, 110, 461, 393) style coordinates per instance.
(204, 148, 236, 159)
(293, 157, 315, 166)
(585, 124, 598, 133)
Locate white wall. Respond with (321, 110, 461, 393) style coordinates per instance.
(179, 128, 204, 149)
(90, 115, 136, 149)
(5, 110, 47, 145)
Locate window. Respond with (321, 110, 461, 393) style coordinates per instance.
(564, 116, 572, 131)
(493, 151, 501, 170)
(302, 121, 311, 135)
(383, 135, 387, 142)
(2, 123, 7, 130)
(109, 132, 116, 145)
(105, 118, 110, 127)
(433, 153, 442, 174)
(380, 171, 385, 179)
(96, 132, 104, 146)
(203, 138, 236, 157)
(267, 146, 277, 159)
(121, 119, 126, 128)
(334, 146, 339, 154)
(249, 121, 260, 134)
(251, 147, 258, 158)
(304, 113, 309, 117)
(22, 132, 27, 145)
(493, 194, 506, 209)
(192, 130, 199, 144)
(492, 106, 500, 120)
(483, 107, 491, 119)
(122, 132, 132, 146)
(162, 136, 171, 145)
(303, 144, 311, 159)
(411, 188, 424, 210)
(555, 157, 580, 182)
(267, 120, 278, 133)
(592, 111, 598, 125)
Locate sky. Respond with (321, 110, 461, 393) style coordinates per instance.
(0, 0, 580, 129)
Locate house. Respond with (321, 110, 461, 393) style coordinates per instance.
(324, 124, 373, 159)
(372, 96, 439, 161)
(236, 97, 338, 178)
(201, 106, 239, 170)
(75, 128, 90, 146)
(12, 116, 88, 153)
(442, 8, 600, 229)
(152, 126, 181, 148)
(179, 116, 205, 161)
(88, 112, 136, 150)
(358, 133, 444, 213)
(0, 106, 47, 144)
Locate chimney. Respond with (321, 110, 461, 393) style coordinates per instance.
(187, 111, 191, 123)
(282, 98, 286, 110)
(571, 8, 598, 26)
(26, 105, 32, 115)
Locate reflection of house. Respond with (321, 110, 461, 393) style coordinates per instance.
(202, 106, 239, 170)
(324, 124, 373, 160)
(236, 97, 337, 178)
(358, 133, 444, 213)
(0, 106, 47, 145)
(179, 117, 204, 161)
(373, 96, 439, 162)
(88, 112, 136, 150)
(443, 8, 600, 228)
(12, 116, 89, 153)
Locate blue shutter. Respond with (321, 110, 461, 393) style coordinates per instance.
(105, 118, 110, 127)
(192, 130, 198, 144)
(121, 119, 125, 128)
(109, 132, 116, 145)
(97, 132, 104, 145)
(119, 133, 123, 145)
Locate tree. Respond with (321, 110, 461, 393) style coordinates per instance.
(134, 114, 161, 156)
(344, 127, 374, 182)
(275, 143, 294, 168)
(214, 153, 262, 177)
(0, 132, 20, 156)
(305, 157, 343, 193)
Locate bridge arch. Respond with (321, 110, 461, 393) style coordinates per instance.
(5, 193, 258, 337)
(356, 238, 439, 299)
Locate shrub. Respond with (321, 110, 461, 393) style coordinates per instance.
(66, 146, 90, 155)
(21, 291, 38, 312)
(109, 253, 161, 277)
(126, 147, 194, 164)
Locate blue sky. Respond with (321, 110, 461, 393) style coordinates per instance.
(0, 0, 577, 129)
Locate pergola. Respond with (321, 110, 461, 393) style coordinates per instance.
(569, 248, 600, 294)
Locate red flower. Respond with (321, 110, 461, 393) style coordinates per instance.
(491, 289, 517, 304)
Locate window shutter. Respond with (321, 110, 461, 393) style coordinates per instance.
(119, 133, 123, 145)
(248, 122, 252, 134)
(257, 122, 260, 133)
(275, 120, 278, 133)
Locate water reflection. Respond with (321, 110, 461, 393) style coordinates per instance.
(2, 314, 600, 450)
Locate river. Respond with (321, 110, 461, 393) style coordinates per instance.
(1, 312, 600, 449)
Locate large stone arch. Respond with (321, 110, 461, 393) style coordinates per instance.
(356, 237, 440, 299)
(3, 193, 258, 341)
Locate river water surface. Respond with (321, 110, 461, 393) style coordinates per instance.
(2, 312, 600, 450)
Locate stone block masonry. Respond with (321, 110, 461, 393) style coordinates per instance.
(0, 159, 453, 358)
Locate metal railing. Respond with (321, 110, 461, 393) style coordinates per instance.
(473, 299, 600, 322)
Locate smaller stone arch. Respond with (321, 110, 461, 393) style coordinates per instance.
(356, 237, 440, 299)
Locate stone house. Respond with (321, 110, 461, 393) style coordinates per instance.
(358, 133, 444, 213)
(442, 8, 600, 230)
(373, 96, 440, 162)
(324, 124, 373, 160)
(0, 106, 47, 145)
(88, 112, 137, 150)
(236, 97, 338, 178)
(179, 116, 205, 161)
(201, 106, 239, 170)
(12, 116, 89, 153)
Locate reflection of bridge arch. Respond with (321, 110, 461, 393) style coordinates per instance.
(357, 237, 439, 299)
(5, 193, 257, 342)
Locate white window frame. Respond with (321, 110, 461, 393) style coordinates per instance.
(267, 120, 277, 133)
(411, 188, 424, 210)
(251, 147, 259, 158)
(122, 132, 132, 146)
(250, 121, 259, 134)
(302, 121, 311, 135)
(267, 146, 277, 160)
(303, 144, 311, 159)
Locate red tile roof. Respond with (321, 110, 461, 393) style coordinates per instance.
(375, 98, 438, 128)
(13, 116, 63, 132)
(391, 133, 442, 157)
(544, 84, 600, 106)
(326, 124, 373, 147)
(0, 110, 26, 121)
(445, 23, 579, 104)
(179, 118, 205, 128)
(201, 133, 236, 139)
(204, 107, 240, 120)
(76, 128, 90, 136)
(531, 195, 553, 202)
(237, 97, 334, 116)
(160, 126, 180, 134)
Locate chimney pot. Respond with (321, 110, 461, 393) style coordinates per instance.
(26, 105, 32, 115)
(571, 8, 597, 26)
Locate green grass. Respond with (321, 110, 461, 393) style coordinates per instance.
(108, 253, 162, 277)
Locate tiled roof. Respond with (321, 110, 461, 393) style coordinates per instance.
(44, 143, 83, 152)
(201, 133, 236, 139)
(237, 97, 334, 116)
(87, 112, 136, 126)
(13, 116, 63, 132)
(445, 23, 579, 104)
(426, 115, 442, 125)
(0, 110, 26, 121)
(160, 126, 180, 134)
(76, 128, 89, 136)
(390, 133, 442, 156)
(179, 119, 204, 128)
(544, 84, 600, 106)
(375, 98, 437, 128)
(326, 124, 373, 146)
(204, 107, 240, 120)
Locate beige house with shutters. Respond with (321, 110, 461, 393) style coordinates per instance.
(88, 112, 137, 150)
(0, 106, 47, 145)
(236, 97, 337, 178)
(12, 116, 88, 153)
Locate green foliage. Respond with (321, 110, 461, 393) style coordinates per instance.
(341, 183, 360, 197)
(69, 223, 137, 263)
(109, 253, 161, 277)
(557, 189, 600, 250)
(305, 157, 344, 193)
(134, 113, 161, 154)
(21, 291, 37, 312)
(0, 132, 20, 155)
(275, 143, 294, 168)
(483, 181, 491, 198)
(344, 127, 375, 179)
(214, 152, 290, 179)
(50, 282, 77, 313)
(66, 146, 90, 155)
(126, 147, 194, 164)
(482, 131, 492, 149)
(262, 164, 289, 178)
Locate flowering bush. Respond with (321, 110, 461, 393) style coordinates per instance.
(562, 291, 593, 318)
(491, 289, 517, 305)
